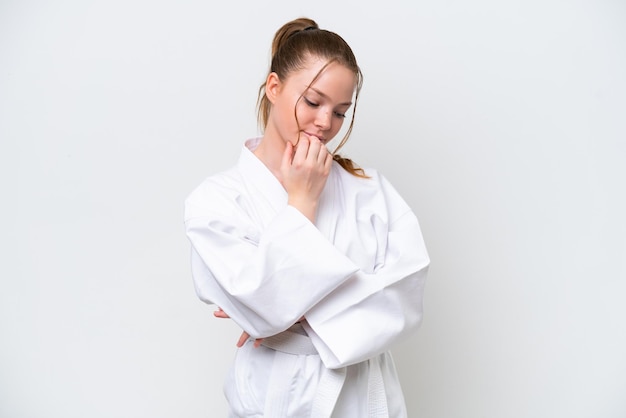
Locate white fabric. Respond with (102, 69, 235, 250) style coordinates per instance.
(185, 138, 429, 417)
(260, 324, 388, 418)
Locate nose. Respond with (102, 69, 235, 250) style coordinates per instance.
(315, 109, 331, 131)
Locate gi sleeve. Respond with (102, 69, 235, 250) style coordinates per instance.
(185, 194, 359, 339)
(302, 174, 430, 369)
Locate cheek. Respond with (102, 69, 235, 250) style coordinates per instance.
(277, 101, 298, 128)
(330, 117, 345, 133)
(294, 101, 313, 120)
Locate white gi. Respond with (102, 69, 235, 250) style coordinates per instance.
(185, 138, 429, 417)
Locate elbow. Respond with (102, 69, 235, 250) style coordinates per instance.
(405, 309, 424, 335)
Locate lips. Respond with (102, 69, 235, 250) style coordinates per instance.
(303, 132, 326, 143)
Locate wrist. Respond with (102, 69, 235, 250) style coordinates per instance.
(288, 196, 318, 222)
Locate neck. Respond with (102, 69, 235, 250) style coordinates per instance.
(253, 131, 286, 181)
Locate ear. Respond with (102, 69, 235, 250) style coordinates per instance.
(265, 72, 281, 104)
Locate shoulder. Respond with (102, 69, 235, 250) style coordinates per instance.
(332, 162, 412, 221)
(332, 162, 396, 197)
(184, 167, 245, 221)
(332, 161, 381, 188)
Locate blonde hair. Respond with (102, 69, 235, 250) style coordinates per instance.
(257, 17, 367, 178)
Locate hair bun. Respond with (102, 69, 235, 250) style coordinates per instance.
(271, 18, 319, 56)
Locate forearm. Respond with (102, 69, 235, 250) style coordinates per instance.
(188, 205, 359, 337)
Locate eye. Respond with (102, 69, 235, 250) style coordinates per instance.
(334, 111, 347, 119)
(303, 97, 319, 108)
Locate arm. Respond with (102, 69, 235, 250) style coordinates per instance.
(214, 308, 263, 348)
(302, 176, 430, 369)
(186, 137, 356, 338)
(186, 203, 359, 339)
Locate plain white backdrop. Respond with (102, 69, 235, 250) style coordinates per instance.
(1, 0, 625, 417)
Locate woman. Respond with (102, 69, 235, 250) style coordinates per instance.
(185, 17, 429, 418)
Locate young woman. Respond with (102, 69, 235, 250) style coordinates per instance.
(185, 17, 429, 418)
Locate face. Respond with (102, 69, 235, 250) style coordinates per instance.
(265, 56, 356, 146)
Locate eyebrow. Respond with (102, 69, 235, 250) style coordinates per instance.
(309, 87, 353, 107)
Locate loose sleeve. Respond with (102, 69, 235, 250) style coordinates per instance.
(302, 174, 430, 369)
(185, 190, 359, 338)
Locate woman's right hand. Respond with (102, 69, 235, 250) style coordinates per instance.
(280, 136, 333, 222)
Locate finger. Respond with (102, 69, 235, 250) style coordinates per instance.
(281, 141, 294, 168)
(253, 338, 264, 348)
(324, 151, 333, 171)
(306, 137, 322, 162)
(213, 307, 230, 318)
(316, 142, 330, 164)
(236, 331, 250, 347)
(293, 137, 310, 163)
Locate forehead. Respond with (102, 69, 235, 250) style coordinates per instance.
(287, 58, 356, 102)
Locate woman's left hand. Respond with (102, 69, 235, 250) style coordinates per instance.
(214, 307, 264, 348)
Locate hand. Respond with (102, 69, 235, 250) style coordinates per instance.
(213, 307, 264, 348)
(281, 137, 333, 222)
(213, 307, 230, 319)
(235, 330, 263, 348)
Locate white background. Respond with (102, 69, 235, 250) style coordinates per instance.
(1, 0, 625, 417)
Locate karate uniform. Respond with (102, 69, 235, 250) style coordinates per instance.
(185, 138, 429, 417)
